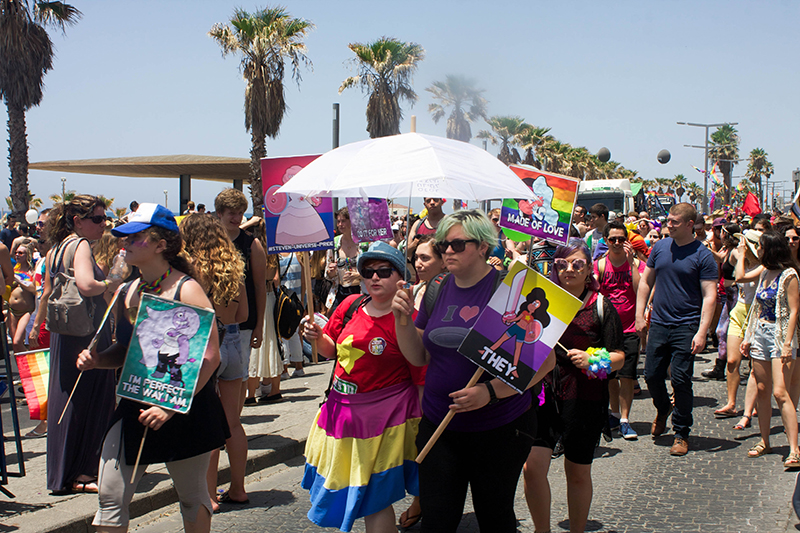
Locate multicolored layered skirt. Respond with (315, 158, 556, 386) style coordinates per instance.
(302, 380, 421, 532)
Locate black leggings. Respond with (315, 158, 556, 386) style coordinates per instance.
(416, 408, 536, 532)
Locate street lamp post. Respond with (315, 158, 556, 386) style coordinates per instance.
(677, 121, 737, 213)
(61, 177, 66, 203)
(164, 190, 168, 209)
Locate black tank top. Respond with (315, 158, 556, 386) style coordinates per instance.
(721, 252, 736, 281)
(233, 231, 257, 331)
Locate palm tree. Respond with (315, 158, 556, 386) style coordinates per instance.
(340, 37, 424, 138)
(478, 116, 532, 166)
(746, 147, 773, 209)
(426, 75, 487, 142)
(672, 174, 688, 202)
(114, 207, 127, 220)
(708, 124, 739, 205)
(686, 182, 704, 207)
(210, 7, 314, 212)
(49, 190, 75, 205)
(518, 126, 552, 168)
(0, 0, 81, 215)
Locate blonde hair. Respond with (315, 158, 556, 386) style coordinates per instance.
(179, 214, 244, 306)
(92, 233, 123, 272)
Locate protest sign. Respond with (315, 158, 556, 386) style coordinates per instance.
(458, 260, 582, 393)
(262, 155, 335, 254)
(116, 294, 214, 414)
(500, 165, 579, 246)
(345, 197, 393, 243)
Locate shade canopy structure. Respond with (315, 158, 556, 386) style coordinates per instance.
(277, 133, 533, 202)
(29, 155, 250, 213)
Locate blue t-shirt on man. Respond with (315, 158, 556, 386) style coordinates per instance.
(647, 237, 717, 326)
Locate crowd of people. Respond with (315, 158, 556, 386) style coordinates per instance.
(7, 189, 799, 533)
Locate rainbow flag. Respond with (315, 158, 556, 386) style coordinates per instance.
(790, 188, 800, 224)
(692, 165, 705, 174)
(501, 165, 580, 246)
(710, 162, 724, 188)
(302, 381, 420, 531)
(16, 349, 49, 420)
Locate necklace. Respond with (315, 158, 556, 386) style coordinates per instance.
(137, 267, 172, 296)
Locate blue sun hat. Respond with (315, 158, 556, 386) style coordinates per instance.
(357, 241, 408, 280)
(112, 203, 179, 236)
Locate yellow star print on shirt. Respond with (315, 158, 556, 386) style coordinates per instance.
(337, 334, 365, 374)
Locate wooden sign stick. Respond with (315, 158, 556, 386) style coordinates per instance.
(131, 427, 148, 483)
(57, 372, 82, 425)
(416, 367, 484, 464)
(299, 252, 318, 363)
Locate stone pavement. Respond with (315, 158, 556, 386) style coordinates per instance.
(4, 351, 800, 532)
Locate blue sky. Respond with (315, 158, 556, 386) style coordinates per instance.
(8, 0, 800, 214)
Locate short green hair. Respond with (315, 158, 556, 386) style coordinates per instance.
(435, 209, 497, 260)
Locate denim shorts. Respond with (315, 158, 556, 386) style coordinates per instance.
(217, 324, 247, 381)
(750, 321, 782, 361)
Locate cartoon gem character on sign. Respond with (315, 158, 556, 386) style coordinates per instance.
(136, 306, 201, 387)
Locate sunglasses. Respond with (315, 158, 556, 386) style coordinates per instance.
(360, 267, 395, 279)
(491, 218, 500, 223)
(553, 258, 587, 272)
(607, 236, 626, 244)
(435, 238, 478, 254)
(788, 236, 800, 242)
(83, 214, 108, 224)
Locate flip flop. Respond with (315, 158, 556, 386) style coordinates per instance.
(25, 428, 46, 438)
(399, 509, 422, 529)
(714, 408, 738, 419)
(218, 491, 249, 505)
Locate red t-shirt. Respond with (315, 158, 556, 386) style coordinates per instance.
(323, 295, 425, 394)
(594, 257, 645, 333)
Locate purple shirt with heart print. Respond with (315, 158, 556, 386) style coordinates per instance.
(415, 269, 532, 432)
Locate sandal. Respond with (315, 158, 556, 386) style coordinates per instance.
(714, 408, 738, 419)
(785, 452, 800, 470)
(218, 491, 249, 505)
(748, 441, 771, 458)
(733, 415, 751, 430)
(399, 509, 422, 529)
(25, 428, 46, 438)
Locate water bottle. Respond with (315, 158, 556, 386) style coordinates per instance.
(107, 249, 127, 281)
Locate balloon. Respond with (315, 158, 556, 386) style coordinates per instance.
(657, 149, 671, 164)
(25, 209, 38, 225)
(597, 147, 611, 163)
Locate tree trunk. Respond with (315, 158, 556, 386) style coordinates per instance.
(249, 131, 266, 217)
(7, 102, 30, 215)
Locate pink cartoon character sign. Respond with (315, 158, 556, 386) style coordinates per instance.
(262, 155, 335, 254)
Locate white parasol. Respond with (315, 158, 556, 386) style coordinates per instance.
(276, 132, 533, 201)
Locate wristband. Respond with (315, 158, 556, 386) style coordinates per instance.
(102, 279, 109, 288)
(484, 381, 499, 405)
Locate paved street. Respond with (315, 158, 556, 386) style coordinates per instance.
(127, 351, 800, 533)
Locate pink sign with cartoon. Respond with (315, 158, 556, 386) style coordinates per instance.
(262, 155, 335, 254)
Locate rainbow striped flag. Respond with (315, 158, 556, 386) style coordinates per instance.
(501, 165, 579, 246)
(16, 349, 49, 420)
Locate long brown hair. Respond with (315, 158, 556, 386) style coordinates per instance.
(47, 195, 106, 244)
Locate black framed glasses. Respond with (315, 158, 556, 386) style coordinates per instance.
(360, 267, 395, 279)
(607, 236, 626, 244)
(435, 238, 478, 254)
(83, 214, 108, 224)
(553, 258, 587, 272)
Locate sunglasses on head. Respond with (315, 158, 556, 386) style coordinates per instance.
(83, 214, 108, 224)
(553, 258, 587, 272)
(360, 267, 395, 279)
(607, 236, 626, 244)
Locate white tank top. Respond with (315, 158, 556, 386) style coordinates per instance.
(737, 264, 759, 306)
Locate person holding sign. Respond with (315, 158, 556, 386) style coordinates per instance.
(301, 242, 424, 533)
(524, 238, 624, 533)
(392, 209, 554, 533)
(77, 204, 227, 533)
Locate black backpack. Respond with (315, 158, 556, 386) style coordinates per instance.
(274, 254, 305, 339)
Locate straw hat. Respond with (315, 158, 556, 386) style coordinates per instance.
(733, 229, 762, 257)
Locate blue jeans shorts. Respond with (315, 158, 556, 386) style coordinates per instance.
(217, 324, 247, 381)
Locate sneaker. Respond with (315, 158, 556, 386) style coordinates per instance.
(670, 436, 689, 456)
(280, 372, 291, 381)
(608, 414, 621, 431)
(651, 407, 672, 437)
(619, 421, 638, 440)
(292, 368, 305, 378)
(551, 438, 565, 459)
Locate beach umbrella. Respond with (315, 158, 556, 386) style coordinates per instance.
(276, 132, 533, 201)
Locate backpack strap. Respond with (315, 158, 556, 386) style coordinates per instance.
(598, 255, 607, 280)
(323, 294, 370, 403)
(596, 292, 604, 324)
(52, 236, 84, 275)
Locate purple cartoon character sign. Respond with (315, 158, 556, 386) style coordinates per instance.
(116, 294, 215, 414)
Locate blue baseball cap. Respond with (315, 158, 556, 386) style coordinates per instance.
(357, 241, 408, 280)
(112, 203, 179, 236)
